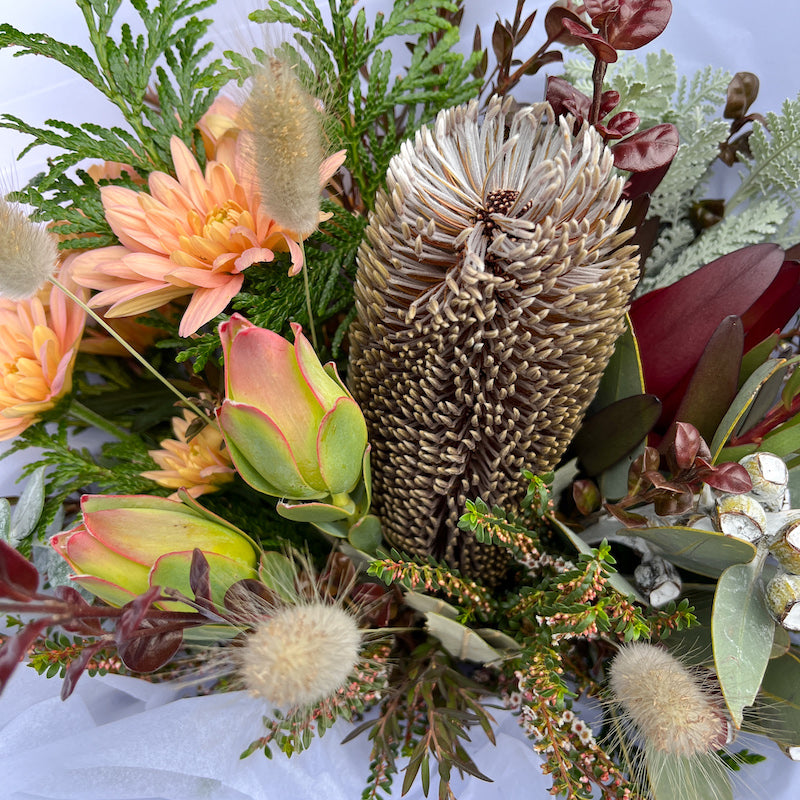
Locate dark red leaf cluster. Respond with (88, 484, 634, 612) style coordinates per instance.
(0, 546, 217, 699)
(606, 422, 752, 526)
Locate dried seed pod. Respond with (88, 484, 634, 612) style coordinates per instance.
(765, 571, 800, 631)
(349, 97, 639, 581)
(740, 452, 789, 511)
(769, 516, 800, 574)
(715, 493, 767, 543)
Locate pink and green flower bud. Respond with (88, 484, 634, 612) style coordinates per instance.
(50, 493, 258, 607)
(217, 315, 368, 501)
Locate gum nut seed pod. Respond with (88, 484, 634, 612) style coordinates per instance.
(769, 516, 800, 574)
(740, 452, 789, 511)
(715, 493, 767, 543)
(765, 571, 800, 631)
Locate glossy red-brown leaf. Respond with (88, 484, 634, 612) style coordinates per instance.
(671, 315, 744, 441)
(189, 548, 214, 610)
(117, 622, 183, 673)
(546, 75, 591, 120)
(525, 49, 563, 74)
(61, 640, 106, 700)
(584, 0, 620, 24)
(320, 551, 357, 599)
(492, 21, 514, 64)
(690, 198, 725, 231)
(605, 502, 649, 528)
(517, 9, 538, 42)
(621, 160, 672, 200)
(725, 72, 760, 120)
(644, 471, 688, 493)
(544, 5, 587, 45)
(116, 585, 162, 642)
(697, 462, 753, 494)
(573, 479, 602, 515)
(630, 243, 785, 404)
(0, 541, 39, 601)
(601, 110, 640, 139)
(628, 446, 661, 494)
(599, 89, 621, 117)
(223, 578, 278, 618)
(662, 421, 704, 472)
(605, 0, 672, 50)
(0, 619, 47, 692)
(562, 18, 618, 62)
(612, 123, 678, 172)
(741, 255, 800, 353)
(653, 488, 694, 516)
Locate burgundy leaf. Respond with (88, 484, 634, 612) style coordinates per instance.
(741, 256, 800, 353)
(544, 6, 587, 45)
(545, 76, 591, 121)
(599, 89, 622, 117)
(602, 110, 640, 139)
(573, 479, 602, 515)
(605, 503, 649, 528)
(621, 160, 672, 200)
(61, 640, 106, 700)
(492, 21, 514, 64)
(612, 123, 678, 172)
(223, 578, 278, 616)
(644, 472, 687, 493)
(524, 49, 563, 75)
(117, 622, 183, 673)
(517, 10, 538, 42)
(671, 315, 744, 441)
(630, 243, 785, 407)
(662, 421, 703, 472)
(584, 0, 620, 24)
(690, 198, 725, 231)
(116, 585, 162, 642)
(725, 72, 760, 120)
(605, 0, 672, 50)
(189, 548, 214, 610)
(699, 462, 753, 494)
(561, 18, 618, 62)
(0, 619, 48, 692)
(0, 541, 40, 601)
(653, 489, 694, 516)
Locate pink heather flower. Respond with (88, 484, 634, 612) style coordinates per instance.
(0, 268, 86, 440)
(70, 134, 345, 337)
(141, 410, 236, 498)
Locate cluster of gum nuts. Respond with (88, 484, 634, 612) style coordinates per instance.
(714, 452, 800, 631)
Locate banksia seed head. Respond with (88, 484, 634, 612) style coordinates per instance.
(241, 58, 327, 238)
(608, 643, 730, 758)
(0, 194, 58, 300)
(348, 96, 639, 581)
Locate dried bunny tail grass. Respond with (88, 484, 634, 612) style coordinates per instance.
(609, 643, 731, 758)
(241, 57, 327, 237)
(0, 193, 58, 299)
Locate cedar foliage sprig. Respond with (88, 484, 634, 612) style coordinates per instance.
(241, 0, 481, 212)
(0, 0, 226, 242)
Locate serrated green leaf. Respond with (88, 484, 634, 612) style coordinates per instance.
(712, 556, 774, 726)
(618, 526, 756, 577)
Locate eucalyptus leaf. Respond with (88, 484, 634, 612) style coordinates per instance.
(646, 746, 732, 800)
(423, 612, 501, 664)
(712, 557, 775, 726)
(710, 359, 787, 462)
(404, 591, 460, 620)
(8, 467, 46, 546)
(618, 526, 756, 577)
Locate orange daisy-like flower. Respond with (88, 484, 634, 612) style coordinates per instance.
(71, 134, 344, 337)
(0, 270, 87, 440)
(141, 409, 236, 498)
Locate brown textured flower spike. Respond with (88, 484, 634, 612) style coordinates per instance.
(349, 96, 639, 582)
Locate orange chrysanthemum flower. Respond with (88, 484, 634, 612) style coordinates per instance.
(0, 270, 87, 440)
(141, 409, 236, 498)
(71, 134, 344, 337)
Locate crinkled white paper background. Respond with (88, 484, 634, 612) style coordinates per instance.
(1, 1, 800, 798)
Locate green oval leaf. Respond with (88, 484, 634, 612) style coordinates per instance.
(618, 526, 756, 577)
(712, 558, 775, 726)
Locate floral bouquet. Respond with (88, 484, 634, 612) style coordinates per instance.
(1, 1, 800, 798)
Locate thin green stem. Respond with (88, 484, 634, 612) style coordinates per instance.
(50, 277, 212, 423)
(300, 240, 319, 350)
(67, 399, 130, 440)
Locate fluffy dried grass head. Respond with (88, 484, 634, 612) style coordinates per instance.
(348, 96, 639, 582)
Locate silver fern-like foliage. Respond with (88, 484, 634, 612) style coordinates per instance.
(349, 97, 639, 582)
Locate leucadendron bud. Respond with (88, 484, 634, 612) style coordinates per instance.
(765, 571, 800, 631)
(51, 494, 258, 607)
(217, 315, 368, 502)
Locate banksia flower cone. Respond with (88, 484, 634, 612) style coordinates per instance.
(348, 97, 639, 581)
